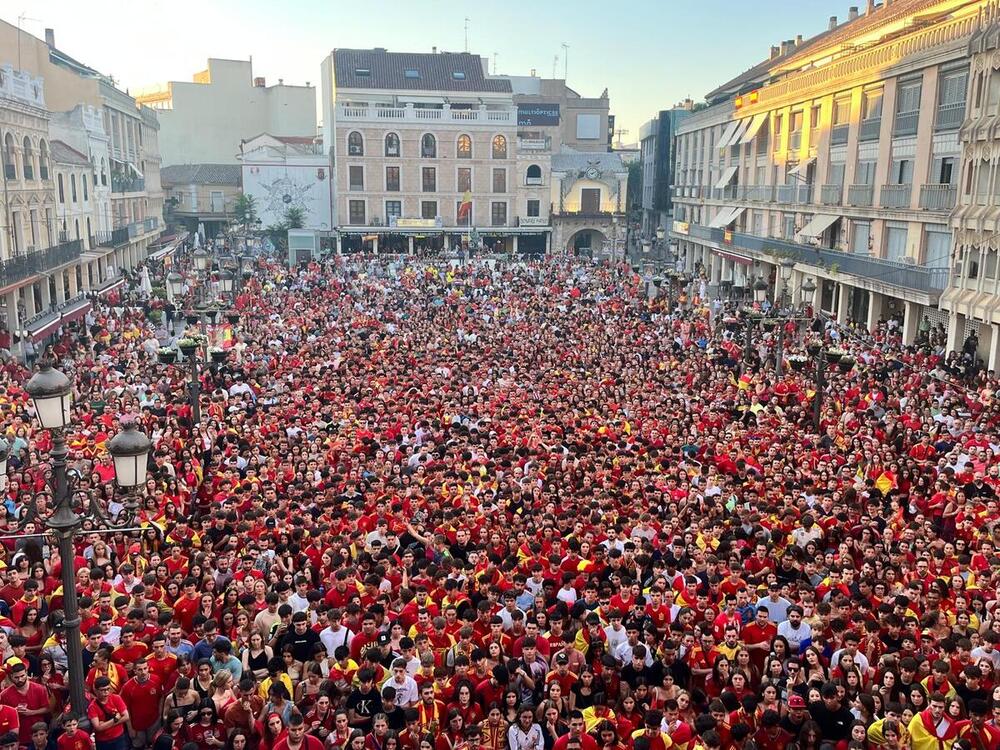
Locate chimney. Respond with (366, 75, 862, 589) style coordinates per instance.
(432, 46, 437, 54)
(770, 45, 781, 59)
(44, 28, 55, 48)
(866, 0, 875, 13)
(530, 68, 536, 77)
(848, 6, 859, 20)
(795, 34, 803, 46)
(278, 78, 283, 85)
(253, 77, 266, 87)
(829, 15, 838, 29)
(780, 41, 790, 55)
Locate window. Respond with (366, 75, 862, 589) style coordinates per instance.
(526, 164, 542, 185)
(862, 88, 883, 120)
(404, 69, 420, 79)
(70, 174, 77, 202)
(527, 199, 540, 217)
(855, 160, 877, 185)
(457, 168, 472, 193)
(452, 71, 466, 80)
(57, 174, 64, 203)
(773, 113, 783, 135)
(988, 71, 1000, 111)
(939, 69, 968, 106)
(581, 188, 601, 213)
(455, 200, 472, 226)
(810, 105, 821, 130)
(932, 157, 955, 185)
(421, 134, 436, 158)
(385, 133, 400, 157)
(82, 175, 88, 201)
(576, 114, 601, 140)
(421, 201, 437, 220)
(896, 80, 922, 114)
(924, 225, 951, 270)
(890, 158, 913, 185)
(349, 166, 364, 191)
(492, 168, 506, 193)
(422, 167, 436, 192)
(348, 200, 366, 225)
(491, 201, 507, 226)
(210, 190, 224, 212)
(457, 134, 472, 159)
(355, 68, 370, 76)
(385, 166, 400, 192)
(977, 159, 992, 203)
(885, 223, 908, 262)
(21, 137, 32, 180)
(852, 221, 872, 255)
(39, 140, 48, 180)
(828, 163, 846, 186)
(790, 111, 804, 133)
(491, 135, 507, 159)
(385, 201, 402, 222)
(348, 132, 364, 156)
(833, 97, 850, 125)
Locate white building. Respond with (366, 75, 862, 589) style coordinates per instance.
(136, 59, 316, 167)
(239, 134, 332, 232)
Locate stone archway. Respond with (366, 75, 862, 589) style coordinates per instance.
(565, 227, 607, 257)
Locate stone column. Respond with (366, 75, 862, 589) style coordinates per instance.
(54, 271, 67, 305)
(68, 268, 79, 298)
(6, 291, 21, 359)
(512, 235, 519, 254)
(836, 283, 850, 325)
(866, 291, 884, 334)
(23, 284, 37, 319)
(39, 278, 52, 312)
(372, 237, 379, 254)
(408, 236, 414, 254)
(987, 324, 1000, 374)
(945, 309, 964, 353)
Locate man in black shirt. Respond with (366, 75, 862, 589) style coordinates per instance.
(280, 612, 321, 662)
(808, 682, 853, 742)
(346, 668, 380, 731)
(620, 645, 654, 693)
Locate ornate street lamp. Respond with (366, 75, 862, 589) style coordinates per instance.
(192, 247, 211, 273)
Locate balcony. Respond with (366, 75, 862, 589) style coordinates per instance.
(893, 110, 919, 137)
(789, 131, 802, 151)
(0, 239, 82, 288)
(746, 185, 773, 202)
(776, 185, 795, 203)
(880, 183, 912, 208)
(858, 118, 881, 141)
(797, 184, 814, 204)
(847, 184, 874, 206)
(338, 104, 514, 124)
(935, 101, 965, 132)
(111, 174, 145, 194)
(919, 183, 957, 211)
(525, 176, 543, 186)
(830, 124, 849, 146)
(680, 223, 947, 296)
(820, 184, 843, 205)
(3, 164, 14, 181)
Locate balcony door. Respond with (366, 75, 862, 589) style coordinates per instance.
(581, 188, 601, 214)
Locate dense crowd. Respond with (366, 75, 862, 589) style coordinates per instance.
(0, 251, 997, 750)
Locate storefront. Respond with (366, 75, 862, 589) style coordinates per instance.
(337, 220, 550, 256)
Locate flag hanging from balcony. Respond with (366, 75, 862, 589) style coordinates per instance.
(458, 191, 472, 223)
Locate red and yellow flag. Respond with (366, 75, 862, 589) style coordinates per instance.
(457, 191, 472, 222)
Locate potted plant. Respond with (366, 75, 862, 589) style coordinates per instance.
(184, 311, 199, 325)
(788, 354, 808, 372)
(838, 354, 856, 373)
(209, 346, 228, 364)
(824, 347, 846, 364)
(806, 340, 822, 357)
(761, 318, 778, 331)
(157, 347, 177, 364)
(723, 317, 741, 332)
(177, 338, 198, 356)
(226, 312, 240, 325)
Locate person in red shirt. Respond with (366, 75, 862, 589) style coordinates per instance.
(0, 663, 49, 746)
(553, 712, 599, 750)
(56, 715, 94, 750)
(273, 714, 324, 750)
(119, 661, 163, 747)
(87, 676, 129, 750)
(740, 607, 777, 675)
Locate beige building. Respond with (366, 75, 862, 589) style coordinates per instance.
(321, 48, 551, 254)
(670, 0, 975, 351)
(161, 164, 242, 237)
(551, 150, 628, 256)
(501, 75, 612, 154)
(135, 59, 316, 167)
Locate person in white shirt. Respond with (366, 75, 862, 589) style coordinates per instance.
(776, 606, 812, 655)
(508, 707, 544, 750)
(381, 658, 419, 707)
(603, 611, 628, 656)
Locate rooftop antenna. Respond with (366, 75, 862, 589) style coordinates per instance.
(552, 55, 558, 79)
(492, 52, 498, 74)
(17, 13, 41, 69)
(614, 127, 630, 148)
(464, 17, 470, 53)
(562, 42, 569, 81)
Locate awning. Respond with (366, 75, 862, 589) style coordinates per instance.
(148, 240, 183, 261)
(717, 121, 741, 150)
(707, 207, 733, 229)
(726, 206, 747, 227)
(728, 119, 751, 146)
(797, 213, 841, 239)
(715, 249, 754, 265)
(787, 156, 816, 177)
(27, 299, 91, 342)
(713, 166, 739, 190)
(98, 277, 126, 296)
(739, 113, 769, 144)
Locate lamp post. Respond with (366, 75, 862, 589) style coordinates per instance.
(779, 259, 795, 311)
(743, 276, 769, 367)
(655, 226, 665, 269)
(21, 361, 150, 719)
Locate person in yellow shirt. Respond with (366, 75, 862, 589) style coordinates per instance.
(907, 695, 960, 750)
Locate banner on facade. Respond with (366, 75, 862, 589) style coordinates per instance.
(517, 104, 560, 126)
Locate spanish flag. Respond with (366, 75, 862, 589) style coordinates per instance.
(874, 471, 896, 496)
(457, 191, 472, 222)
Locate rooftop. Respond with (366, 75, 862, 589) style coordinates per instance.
(333, 48, 512, 93)
(49, 140, 91, 167)
(161, 164, 242, 186)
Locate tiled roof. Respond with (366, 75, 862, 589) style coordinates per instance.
(551, 149, 627, 174)
(334, 49, 512, 93)
(49, 140, 91, 166)
(161, 164, 241, 186)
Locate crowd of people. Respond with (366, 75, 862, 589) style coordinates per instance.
(0, 249, 996, 750)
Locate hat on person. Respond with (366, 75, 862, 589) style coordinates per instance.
(787, 694, 806, 709)
(377, 632, 391, 646)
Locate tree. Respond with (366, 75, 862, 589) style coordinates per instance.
(234, 194, 258, 229)
(283, 206, 305, 230)
(626, 160, 643, 213)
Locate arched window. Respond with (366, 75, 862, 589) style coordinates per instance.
(100, 157, 107, 186)
(86, 218, 91, 241)
(457, 134, 472, 159)
(70, 174, 78, 203)
(82, 174, 89, 202)
(348, 131, 364, 156)
(492, 135, 507, 159)
(3, 133, 16, 180)
(38, 140, 48, 179)
(526, 164, 542, 184)
(57, 173, 65, 203)
(384, 133, 400, 157)
(74, 219, 80, 240)
(21, 137, 33, 180)
(421, 133, 436, 158)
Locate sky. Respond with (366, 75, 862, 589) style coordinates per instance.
(14, 0, 845, 140)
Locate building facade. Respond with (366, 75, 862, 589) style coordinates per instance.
(551, 151, 628, 256)
(670, 0, 977, 351)
(161, 164, 242, 238)
(321, 48, 550, 254)
(135, 59, 317, 167)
